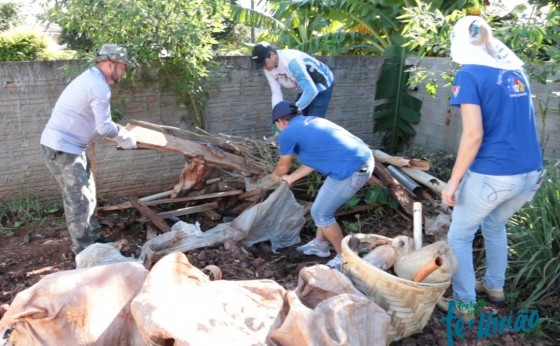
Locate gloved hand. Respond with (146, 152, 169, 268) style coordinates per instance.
(289, 102, 299, 114)
(111, 126, 137, 149)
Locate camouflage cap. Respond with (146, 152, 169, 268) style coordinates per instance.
(93, 44, 134, 66)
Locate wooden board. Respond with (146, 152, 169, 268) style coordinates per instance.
(97, 190, 243, 212)
(157, 202, 219, 219)
(373, 149, 431, 171)
(129, 196, 171, 233)
(125, 124, 266, 175)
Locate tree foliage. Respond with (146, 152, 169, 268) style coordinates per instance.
(0, 32, 47, 61)
(0, 2, 19, 32)
(401, 1, 560, 89)
(45, 0, 230, 127)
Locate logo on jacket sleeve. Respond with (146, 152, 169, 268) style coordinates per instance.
(508, 77, 527, 97)
(512, 78, 525, 92)
(452, 85, 461, 98)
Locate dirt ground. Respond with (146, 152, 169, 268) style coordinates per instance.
(0, 204, 552, 346)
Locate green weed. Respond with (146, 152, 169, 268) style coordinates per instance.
(342, 214, 362, 234)
(0, 196, 62, 233)
(506, 160, 560, 335)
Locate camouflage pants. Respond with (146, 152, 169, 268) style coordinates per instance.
(41, 145, 100, 253)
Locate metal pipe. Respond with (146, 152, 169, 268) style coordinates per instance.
(386, 165, 423, 197)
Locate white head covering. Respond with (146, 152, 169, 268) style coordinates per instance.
(450, 16, 524, 70)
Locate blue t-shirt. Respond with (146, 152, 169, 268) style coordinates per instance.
(450, 65, 542, 175)
(278, 115, 372, 180)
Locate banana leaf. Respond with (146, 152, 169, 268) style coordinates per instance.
(374, 44, 422, 154)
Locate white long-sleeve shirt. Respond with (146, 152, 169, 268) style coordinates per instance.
(40, 67, 119, 154)
(264, 49, 334, 110)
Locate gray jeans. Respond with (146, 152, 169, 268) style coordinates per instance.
(41, 145, 100, 253)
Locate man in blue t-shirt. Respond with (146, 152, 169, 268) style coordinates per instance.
(271, 101, 374, 270)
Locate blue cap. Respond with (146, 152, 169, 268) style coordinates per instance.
(271, 101, 293, 125)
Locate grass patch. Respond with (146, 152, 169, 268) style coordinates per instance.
(0, 196, 62, 234)
(507, 160, 560, 337)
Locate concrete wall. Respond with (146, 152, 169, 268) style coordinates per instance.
(1, 56, 559, 203)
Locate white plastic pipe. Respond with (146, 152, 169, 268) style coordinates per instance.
(413, 202, 423, 249)
(139, 190, 173, 202)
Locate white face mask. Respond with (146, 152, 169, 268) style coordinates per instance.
(450, 16, 524, 70)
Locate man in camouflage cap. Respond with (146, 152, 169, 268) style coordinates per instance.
(40, 43, 137, 254)
(93, 43, 135, 67)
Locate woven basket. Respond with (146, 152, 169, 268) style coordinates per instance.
(341, 233, 450, 343)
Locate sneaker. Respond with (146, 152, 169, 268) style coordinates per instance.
(296, 239, 331, 257)
(475, 281, 505, 303)
(326, 254, 343, 271)
(437, 297, 475, 323)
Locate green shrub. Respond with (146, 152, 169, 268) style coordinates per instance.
(0, 31, 48, 61)
(506, 160, 560, 334)
(38, 48, 78, 61)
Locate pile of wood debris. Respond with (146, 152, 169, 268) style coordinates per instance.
(98, 120, 451, 240)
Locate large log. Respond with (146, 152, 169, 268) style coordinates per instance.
(125, 124, 266, 175)
(372, 150, 431, 171)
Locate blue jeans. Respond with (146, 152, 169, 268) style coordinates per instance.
(311, 158, 373, 228)
(448, 169, 543, 304)
(297, 83, 334, 118)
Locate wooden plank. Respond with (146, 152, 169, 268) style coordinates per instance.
(373, 149, 431, 171)
(157, 202, 219, 219)
(202, 209, 222, 221)
(237, 187, 264, 200)
(97, 190, 243, 211)
(125, 124, 266, 175)
(128, 196, 171, 233)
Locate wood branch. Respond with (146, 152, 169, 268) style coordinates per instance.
(373, 149, 431, 171)
(401, 167, 447, 196)
(129, 196, 171, 233)
(373, 160, 415, 215)
(125, 124, 266, 175)
(97, 190, 243, 212)
(157, 202, 219, 219)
